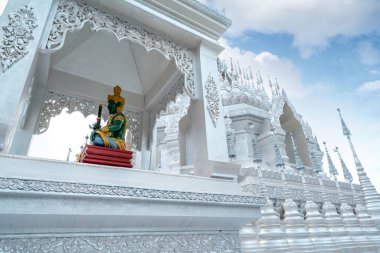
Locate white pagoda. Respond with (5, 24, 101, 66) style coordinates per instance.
(0, 0, 380, 252)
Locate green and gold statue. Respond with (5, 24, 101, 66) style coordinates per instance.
(90, 85, 129, 150)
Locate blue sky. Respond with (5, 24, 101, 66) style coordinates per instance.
(204, 0, 380, 190)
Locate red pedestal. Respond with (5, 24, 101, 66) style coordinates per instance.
(80, 145, 133, 168)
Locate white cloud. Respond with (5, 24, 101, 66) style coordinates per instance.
(358, 42, 380, 66)
(218, 38, 330, 98)
(357, 80, 380, 94)
(209, 0, 380, 58)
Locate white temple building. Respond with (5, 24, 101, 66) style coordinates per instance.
(1, 0, 380, 252)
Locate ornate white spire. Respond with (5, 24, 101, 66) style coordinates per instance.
(271, 125, 285, 168)
(334, 147, 353, 183)
(337, 108, 351, 137)
(290, 132, 304, 171)
(337, 108, 362, 167)
(307, 137, 323, 173)
(225, 115, 236, 162)
(275, 78, 281, 97)
(248, 121, 262, 164)
(249, 67, 255, 88)
(323, 142, 338, 179)
(256, 71, 263, 91)
(268, 75, 278, 99)
(337, 108, 380, 223)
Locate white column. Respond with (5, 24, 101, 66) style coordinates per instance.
(190, 41, 229, 177)
(0, 0, 55, 153)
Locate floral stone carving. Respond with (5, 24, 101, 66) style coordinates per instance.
(0, 4, 37, 72)
(205, 73, 220, 126)
(45, 0, 195, 98)
(0, 177, 266, 205)
(0, 232, 240, 253)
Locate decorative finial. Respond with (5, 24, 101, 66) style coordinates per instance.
(268, 75, 273, 88)
(249, 121, 262, 164)
(337, 108, 362, 167)
(337, 108, 351, 136)
(307, 137, 323, 173)
(248, 67, 255, 87)
(85, 135, 89, 144)
(256, 73, 261, 91)
(290, 132, 304, 172)
(334, 147, 353, 183)
(225, 115, 236, 162)
(271, 125, 285, 168)
(275, 78, 281, 96)
(323, 141, 338, 179)
(66, 148, 72, 161)
(237, 61, 242, 76)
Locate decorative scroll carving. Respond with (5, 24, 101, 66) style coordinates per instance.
(0, 177, 266, 205)
(35, 91, 143, 150)
(36, 91, 100, 134)
(0, 232, 240, 253)
(149, 76, 188, 146)
(45, 0, 195, 97)
(205, 74, 220, 126)
(1, 4, 37, 72)
(153, 76, 186, 119)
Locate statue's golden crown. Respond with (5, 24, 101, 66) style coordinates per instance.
(107, 85, 125, 113)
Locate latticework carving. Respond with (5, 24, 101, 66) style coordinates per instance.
(0, 232, 240, 253)
(35, 91, 143, 150)
(45, 0, 195, 97)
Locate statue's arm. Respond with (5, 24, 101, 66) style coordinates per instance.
(101, 115, 124, 133)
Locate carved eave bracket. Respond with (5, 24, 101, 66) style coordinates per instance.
(149, 75, 189, 146)
(0, 4, 38, 72)
(43, 0, 196, 98)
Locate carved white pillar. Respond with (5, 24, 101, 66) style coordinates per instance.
(7, 80, 47, 155)
(190, 41, 230, 177)
(0, 0, 55, 153)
